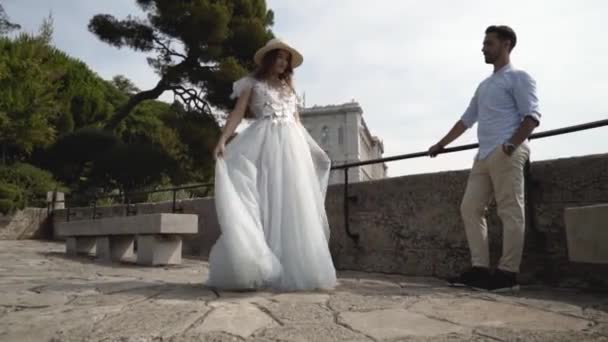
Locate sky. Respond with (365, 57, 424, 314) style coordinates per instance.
(5, 0, 608, 177)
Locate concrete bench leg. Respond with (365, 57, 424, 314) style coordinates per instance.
(136, 235, 182, 266)
(66, 237, 96, 256)
(96, 236, 135, 262)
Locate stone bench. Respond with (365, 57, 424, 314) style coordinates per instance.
(56, 213, 198, 265)
(564, 204, 608, 264)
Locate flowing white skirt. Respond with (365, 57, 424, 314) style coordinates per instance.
(206, 118, 337, 291)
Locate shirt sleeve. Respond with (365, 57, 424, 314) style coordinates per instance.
(513, 71, 541, 124)
(460, 86, 480, 128)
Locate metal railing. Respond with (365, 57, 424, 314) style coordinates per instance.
(57, 183, 213, 221)
(330, 118, 608, 243)
(47, 118, 608, 240)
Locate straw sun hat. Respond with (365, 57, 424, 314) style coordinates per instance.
(254, 38, 303, 68)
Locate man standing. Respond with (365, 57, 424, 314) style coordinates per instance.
(429, 25, 541, 291)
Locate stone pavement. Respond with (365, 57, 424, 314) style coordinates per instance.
(1, 241, 607, 342)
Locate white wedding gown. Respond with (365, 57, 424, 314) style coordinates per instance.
(206, 76, 337, 291)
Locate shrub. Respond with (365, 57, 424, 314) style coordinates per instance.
(0, 163, 65, 207)
(0, 182, 25, 214)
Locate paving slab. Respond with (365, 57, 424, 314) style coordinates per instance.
(0, 240, 606, 342)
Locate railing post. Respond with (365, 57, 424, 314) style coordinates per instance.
(344, 167, 360, 243)
(65, 195, 75, 222)
(46, 190, 55, 217)
(172, 188, 184, 213)
(172, 189, 177, 213)
(91, 196, 97, 219)
(125, 195, 137, 216)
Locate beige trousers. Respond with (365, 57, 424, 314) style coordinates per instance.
(460, 143, 530, 273)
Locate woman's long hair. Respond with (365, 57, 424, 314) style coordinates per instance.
(242, 49, 295, 118)
(253, 49, 294, 86)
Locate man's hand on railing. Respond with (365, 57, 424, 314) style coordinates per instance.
(428, 120, 468, 158)
(428, 143, 445, 158)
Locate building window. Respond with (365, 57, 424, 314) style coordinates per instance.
(321, 126, 330, 146)
(338, 126, 344, 145)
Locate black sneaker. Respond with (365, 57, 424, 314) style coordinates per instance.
(486, 269, 520, 293)
(447, 267, 490, 289)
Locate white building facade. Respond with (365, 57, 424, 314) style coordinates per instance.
(300, 102, 387, 185)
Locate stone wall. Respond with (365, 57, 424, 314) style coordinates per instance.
(0, 208, 51, 240)
(51, 153, 608, 288)
(325, 153, 608, 288)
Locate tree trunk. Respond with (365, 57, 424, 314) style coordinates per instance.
(103, 78, 169, 131)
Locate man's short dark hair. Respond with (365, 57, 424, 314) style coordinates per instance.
(486, 25, 517, 51)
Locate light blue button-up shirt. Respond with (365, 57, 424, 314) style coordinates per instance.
(461, 64, 541, 160)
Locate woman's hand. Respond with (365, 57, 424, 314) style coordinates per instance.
(214, 139, 226, 159)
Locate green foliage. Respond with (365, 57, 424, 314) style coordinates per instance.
(88, 0, 275, 128)
(119, 100, 182, 155)
(0, 18, 127, 163)
(41, 99, 219, 197)
(0, 5, 258, 202)
(160, 103, 220, 183)
(41, 127, 122, 188)
(0, 33, 60, 159)
(118, 100, 220, 184)
(42, 125, 182, 198)
(0, 163, 64, 208)
(54, 59, 125, 132)
(146, 189, 190, 203)
(0, 183, 24, 214)
(93, 142, 176, 193)
(111, 75, 140, 95)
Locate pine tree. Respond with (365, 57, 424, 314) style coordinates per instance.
(88, 0, 275, 129)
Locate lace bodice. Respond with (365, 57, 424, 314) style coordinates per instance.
(231, 76, 300, 121)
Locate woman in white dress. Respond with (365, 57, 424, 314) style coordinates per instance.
(206, 39, 337, 291)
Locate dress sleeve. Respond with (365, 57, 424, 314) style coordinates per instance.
(296, 93, 304, 108)
(230, 76, 255, 100)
